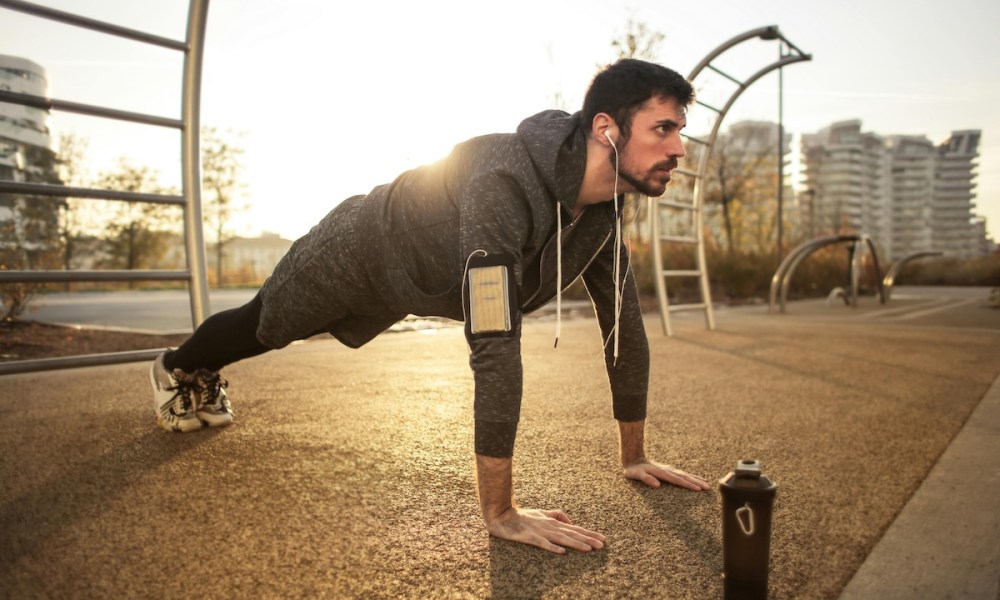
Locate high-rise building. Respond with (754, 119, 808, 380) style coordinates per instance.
(0, 54, 52, 184)
(971, 216, 995, 256)
(800, 120, 890, 246)
(801, 120, 988, 260)
(0, 54, 61, 267)
(886, 134, 936, 259)
(933, 130, 981, 258)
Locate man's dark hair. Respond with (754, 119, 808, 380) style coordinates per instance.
(581, 59, 694, 140)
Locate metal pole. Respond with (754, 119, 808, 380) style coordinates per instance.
(181, 0, 211, 328)
(776, 43, 785, 264)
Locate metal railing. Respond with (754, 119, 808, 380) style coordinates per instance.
(0, 0, 211, 375)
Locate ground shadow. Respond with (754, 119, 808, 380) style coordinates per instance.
(488, 535, 609, 599)
(0, 428, 218, 565)
(632, 481, 723, 574)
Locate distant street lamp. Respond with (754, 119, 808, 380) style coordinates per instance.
(777, 42, 786, 262)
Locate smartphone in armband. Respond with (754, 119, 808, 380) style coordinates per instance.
(464, 253, 518, 338)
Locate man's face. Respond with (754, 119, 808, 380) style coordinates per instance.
(613, 95, 687, 198)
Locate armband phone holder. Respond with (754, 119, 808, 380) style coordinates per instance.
(463, 252, 518, 339)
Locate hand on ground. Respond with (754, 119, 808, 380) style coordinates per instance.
(624, 459, 712, 491)
(487, 507, 606, 555)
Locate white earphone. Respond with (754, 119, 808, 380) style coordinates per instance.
(601, 128, 626, 364)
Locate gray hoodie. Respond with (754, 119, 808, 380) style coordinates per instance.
(258, 110, 649, 456)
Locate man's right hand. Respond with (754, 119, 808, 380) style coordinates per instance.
(476, 454, 606, 554)
(485, 506, 606, 555)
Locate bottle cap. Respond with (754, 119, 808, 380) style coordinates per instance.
(734, 459, 762, 480)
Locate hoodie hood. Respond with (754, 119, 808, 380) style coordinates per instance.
(518, 110, 618, 353)
(516, 110, 587, 218)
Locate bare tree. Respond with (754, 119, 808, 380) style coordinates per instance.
(609, 15, 667, 238)
(611, 16, 665, 62)
(703, 131, 776, 254)
(54, 133, 90, 277)
(705, 126, 776, 254)
(201, 127, 248, 286)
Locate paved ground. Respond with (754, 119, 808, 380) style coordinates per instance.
(25, 289, 261, 334)
(1, 287, 998, 599)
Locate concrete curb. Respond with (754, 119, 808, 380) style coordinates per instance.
(839, 371, 1000, 599)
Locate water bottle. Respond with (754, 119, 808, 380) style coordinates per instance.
(719, 459, 778, 599)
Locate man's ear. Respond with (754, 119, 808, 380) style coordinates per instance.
(592, 113, 617, 147)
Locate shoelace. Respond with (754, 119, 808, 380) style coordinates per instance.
(196, 370, 228, 409)
(165, 375, 200, 415)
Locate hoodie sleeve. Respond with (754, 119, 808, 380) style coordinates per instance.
(458, 172, 532, 458)
(582, 235, 650, 422)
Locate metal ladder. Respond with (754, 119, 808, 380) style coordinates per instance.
(650, 25, 811, 336)
(0, 0, 212, 375)
(649, 131, 714, 337)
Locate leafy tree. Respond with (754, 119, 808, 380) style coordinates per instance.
(93, 160, 177, 286)
(201, 127, 248, 286)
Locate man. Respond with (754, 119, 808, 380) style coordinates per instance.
(149, 58, 711, 555)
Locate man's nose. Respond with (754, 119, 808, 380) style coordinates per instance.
(668, 134, 686, 158)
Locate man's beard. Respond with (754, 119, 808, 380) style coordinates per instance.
(611, 144, 678, 198)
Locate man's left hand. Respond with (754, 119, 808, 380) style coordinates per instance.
(623, 459, 711, 491)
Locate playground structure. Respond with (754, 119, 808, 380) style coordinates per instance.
(0, 0, 212, 375)
(768, 234, 943, 314)
(649, 26, 811, 336)
(1, 10, 923, 373)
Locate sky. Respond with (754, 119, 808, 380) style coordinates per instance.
(3, 0, 999, 241)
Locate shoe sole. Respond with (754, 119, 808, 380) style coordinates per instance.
(197, 412, 233, 428)
(156, 415, 203, 433)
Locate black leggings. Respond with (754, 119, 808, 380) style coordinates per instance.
(164, 293, 271, 373)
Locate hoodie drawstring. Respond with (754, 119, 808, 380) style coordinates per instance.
(554, 175, 629, 366)
(554, 205, 562, 348)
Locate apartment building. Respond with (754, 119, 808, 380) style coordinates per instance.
(214, 231, 293, 282)
(0, 54, 61, 265)
(800, 120, 890, 245)
(0, 55, 51, 173)
(885, 134, 936, 258)
(933, 130, 981, 258)
(801, 120, 989, 260)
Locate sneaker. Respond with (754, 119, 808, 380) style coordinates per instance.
(149, 352, 203, 433)
(195, 369, 233, 428)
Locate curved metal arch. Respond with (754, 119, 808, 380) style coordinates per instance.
(651, 25, 811, 336)
(688, 26, 810, 81)
(769, 234, 858, 312)
(883, 251, 943, 301)
(771, 234, 886, 313)
(849, 235, 886, 308)
(688, 44, 812, 248)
